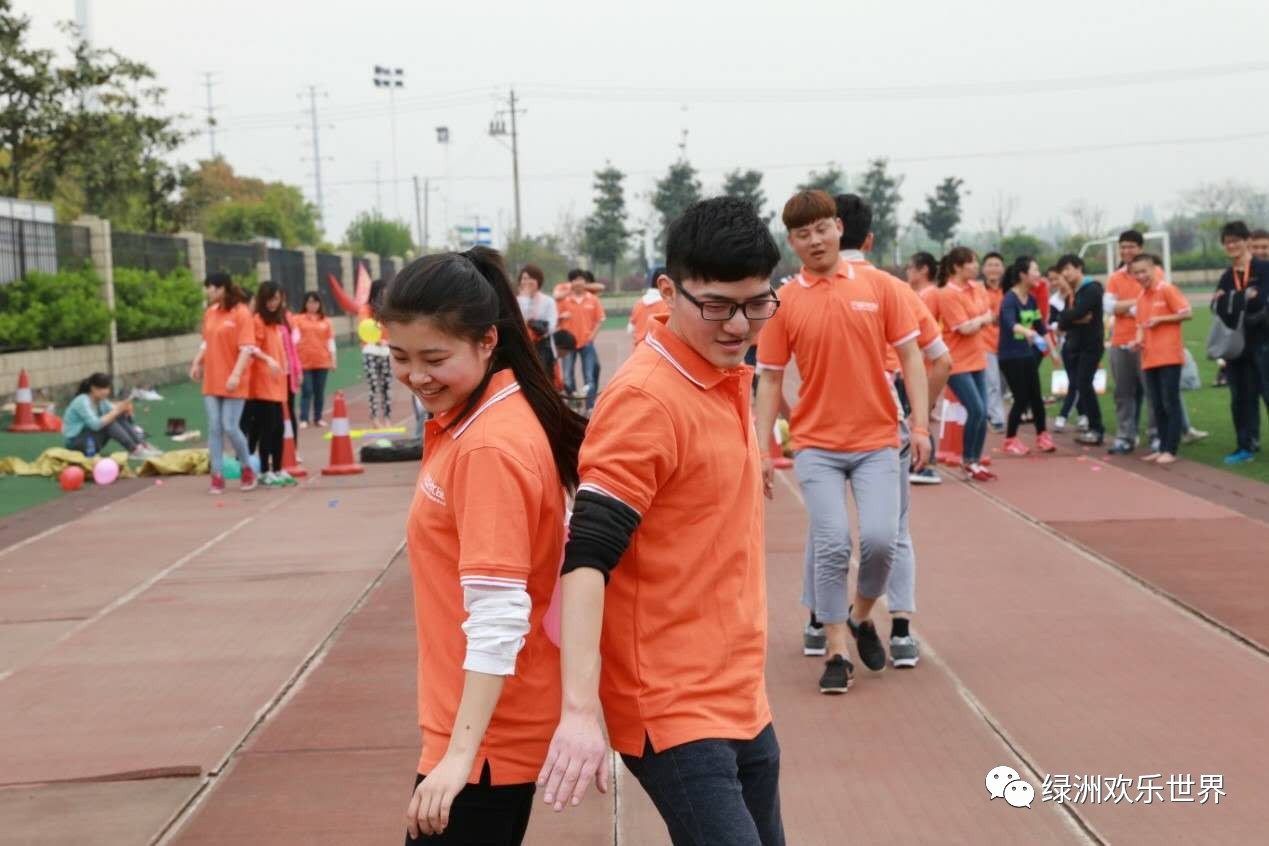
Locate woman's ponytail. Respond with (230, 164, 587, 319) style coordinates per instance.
(380, 247, 587, 490)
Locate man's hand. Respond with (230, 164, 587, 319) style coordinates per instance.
(406, 753, 471, 838)
(761, 456, 775, 500)
(537, 707, 610, 812)
(910, 431, 932, 472)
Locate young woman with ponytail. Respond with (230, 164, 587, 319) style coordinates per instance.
(997, 257, 1056, 456)
(380, 246, 585, 844)
(937, 247, 996, 480)
(189, 271, 258, 494)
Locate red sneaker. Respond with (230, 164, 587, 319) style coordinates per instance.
(1003, 437, 1030, 456)
(240, 466, 258, 492)
(208, 474, 225, 495)
(1036, 432, 1056, 453)
(967, 463, 996, 481)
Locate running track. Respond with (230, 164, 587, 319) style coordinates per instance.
(1, 331, 1265, 844)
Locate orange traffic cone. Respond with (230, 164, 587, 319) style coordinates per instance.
(281, 402, 307, 478)
(936, 387, 990, 467)
(8, 369, 41, 433)
(321, 391, 364, 476)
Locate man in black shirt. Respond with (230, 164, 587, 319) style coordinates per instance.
(1213, 221, 1269, 464)
(1056, 254, 1105, 445)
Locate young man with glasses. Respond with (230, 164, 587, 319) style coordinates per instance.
(538, 197, 786, 845)
(755, 190, 930, 695)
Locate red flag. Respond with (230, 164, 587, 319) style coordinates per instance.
(326, 273, 359, 314)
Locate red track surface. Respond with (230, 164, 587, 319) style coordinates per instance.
(2, 331, 1264, 845)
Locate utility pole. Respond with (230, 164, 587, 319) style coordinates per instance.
(302, 86, 329, 225)
(201, 72, 219, 158)
(374, 162, 383, 214)
(413, 175, 423, 252)
(488, 88, 525, 241)
(424, 177, 431, 252)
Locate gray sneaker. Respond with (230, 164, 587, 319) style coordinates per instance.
(803, 623, 827, 656)
(890, 635, 920, 669)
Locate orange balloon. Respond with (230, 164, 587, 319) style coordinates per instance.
(59, 465, 85, 491)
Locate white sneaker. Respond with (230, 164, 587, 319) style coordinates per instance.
(1182, 428, 1209, 444)
(1054, 416, 1067, 432)
(1077, 415, 1089, 431)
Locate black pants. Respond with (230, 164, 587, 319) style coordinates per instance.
(621, 724, 785, 846)
(1227, 344, 1267, 452)
(1145, 364, 1183, 455)
(66, 414, 143, 455)
(405, 763, 535, 845)
(1059, 343, 1080, 418)
(999, 355, 1046, 437)
(1071, 345, 1105, 434)
(286, 389, 298, 446)
(242, 399, 284, 473)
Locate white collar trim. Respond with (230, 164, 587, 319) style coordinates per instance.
(453, 382, 522, 438)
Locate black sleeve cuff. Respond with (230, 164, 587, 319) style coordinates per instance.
(561, 489, 642, 582)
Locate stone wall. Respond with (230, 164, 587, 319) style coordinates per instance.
(1, 333, 202, 404)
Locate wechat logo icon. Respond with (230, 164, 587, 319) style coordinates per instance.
(986, 765, 1033, 809)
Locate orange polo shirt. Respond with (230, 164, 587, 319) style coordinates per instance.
(578, 318, 770, 756)
(408, 369, 566, 784)
(1138, 282, 1191, 370)
(981, 284, 1003, 353)
(757, 259, 919, 453)
(557, 292, 606, 348)
(1106, 266, 1165, 347)
(293, 313, 334, 370)
(628, 296, 670, 345)
(247, 314, 287, 403)
(201, 303, 254, 399)
(938, 281, 988, 374)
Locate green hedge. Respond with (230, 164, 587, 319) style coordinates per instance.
(114, 266, 205, 342)
(0, 269, 111, 351)
(0, 267, 206, 352)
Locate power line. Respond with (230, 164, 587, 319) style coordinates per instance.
(520, 59, 1269, 104)
(320, 126, 1269, 187)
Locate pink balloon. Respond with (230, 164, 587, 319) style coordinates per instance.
(92, 457, 120, 486)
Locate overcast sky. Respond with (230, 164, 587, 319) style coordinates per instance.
(16, 0, 1269, 255)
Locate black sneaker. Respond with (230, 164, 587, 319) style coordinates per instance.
(819, 654, 854, 694)
(848, 616, 887, 671)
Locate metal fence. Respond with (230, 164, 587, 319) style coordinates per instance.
(268, 248, 307, 309)
(315, 252, 345, 316)
(111, 231, 187, 275)
(0, 217, 92, 283)
(205, 239, 259, 281)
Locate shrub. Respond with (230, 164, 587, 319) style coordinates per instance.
(0, 269, 111, 351)
(114, 266, 205, 342)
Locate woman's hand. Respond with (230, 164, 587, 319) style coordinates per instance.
(226, 374, 240, 392)
(189, 362, 201, 381)
(267, 358, 282, 375)
(406, 754, 471, 838)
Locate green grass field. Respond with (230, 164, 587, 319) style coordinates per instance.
(0, 342, 368, 518)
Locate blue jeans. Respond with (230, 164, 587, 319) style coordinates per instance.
(622, 724, 785, 846)
(300, 369, 329, 423)
(203, 394, 250, 476)
(562, 342, 600, 410)
(947, 370, 988, 464)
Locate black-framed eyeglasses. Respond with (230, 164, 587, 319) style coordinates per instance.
(672, 278, 780, 321)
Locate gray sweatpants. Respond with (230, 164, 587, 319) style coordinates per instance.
(985, 352, 1006, 427)
(1109, 345, 1156, 443)
(796, 446, 901, 624)
(887, 423, 917, 615)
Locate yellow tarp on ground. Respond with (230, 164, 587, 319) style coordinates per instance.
(0, 448, 210, 477)
(0, 448, 136, 478)
(137, 449, 210, 476)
